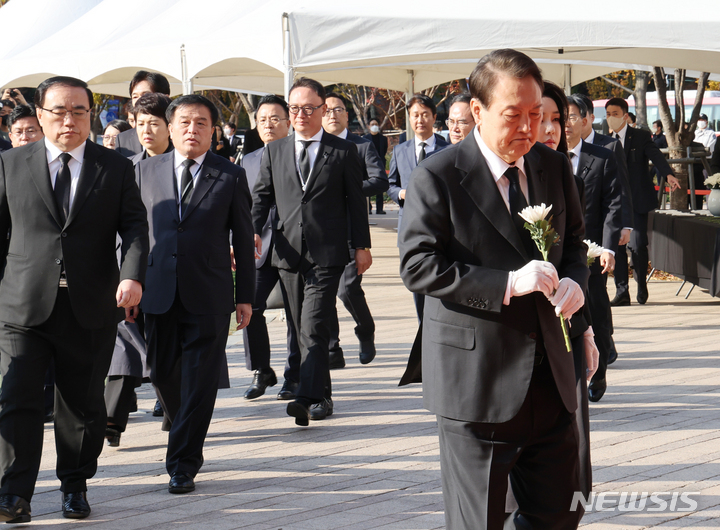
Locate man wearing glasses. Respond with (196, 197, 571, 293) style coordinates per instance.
(7, 105, 44, 148)
(0, 76, 148, 522)
(252, 78, 370, 425)
(446, 93, 475, 145)
(321, 93, 388, 371)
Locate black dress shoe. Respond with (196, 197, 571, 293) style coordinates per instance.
(608, 349, 618, 365)
(0, 495, 31, 523)
(376, 210, 387, 215)
(329, 349, 346, 369)
(153, 400, 164, 417)
(105, 427, 121, 447)
(588, 378, 607, 403)
(168, 473, 195, 494)
(637, 283, 649, 305)
(244, 368, 278, 400)
(287, 400, 311, 426)
(359, 338, 376, 365)
(62, 491, 90, 519)
(277, 380, 298, 400)
(610, 294, 631, 307)
(309, 398, 334, 420)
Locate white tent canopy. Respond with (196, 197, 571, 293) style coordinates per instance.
(2, 0, 720, 97)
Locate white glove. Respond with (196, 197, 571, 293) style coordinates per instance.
(511, 260, 559, 298)
(583, 327, 599, 381)
(548, 277, 584, 318)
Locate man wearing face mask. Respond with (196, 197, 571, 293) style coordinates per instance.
(364, 119, 388, 214)
(604, 97, 678, 306)
(694, 113, 716, 155)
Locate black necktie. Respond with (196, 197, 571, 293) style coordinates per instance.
(505, 166, 535, 258)
(299, 140, 313, 187)
(54, 152, 72, 224)
(417, 142, 427, 163)
(180, 158, 195, 217)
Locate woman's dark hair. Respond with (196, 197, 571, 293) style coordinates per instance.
(104, 119, 131, 134)
(542, 81, 569, 156)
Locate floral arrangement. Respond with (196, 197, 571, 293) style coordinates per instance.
(584, 240, 605, 267)
(704, 173, 720, 189)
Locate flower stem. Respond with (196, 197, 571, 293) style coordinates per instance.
(559, 313, 571, 352)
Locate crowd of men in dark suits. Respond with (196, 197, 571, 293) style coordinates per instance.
(0, 50, 686, 527)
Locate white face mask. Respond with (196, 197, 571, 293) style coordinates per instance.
(698, 121, 708, 130)
(606, 116, 625, 133)
(224, 128, 233, 137)
(370, 125, 380, 134)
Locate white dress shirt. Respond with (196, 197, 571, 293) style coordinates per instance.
(415, 134, 437, 161)
(613, 123, 628, 147)
(46, 138, 86, 209)
(569, 140, 583, 175)
(294, 128, 324, 191)
(174, 150, 207, 215)
(585, 129, 596, 145)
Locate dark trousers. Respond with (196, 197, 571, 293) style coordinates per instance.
(278, 252, 343, 402)
(614, 212, 649, 298)
(105, 375, 140, 432)
(242, 259, 300, 381)
(329, 250, 375, 351)
(0, 289, 116, 500)
(437, 360, 582, 530)
(145, 294, 230, 478)
(588, 268, 614, 384)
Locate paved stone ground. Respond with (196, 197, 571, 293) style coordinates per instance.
(24, 205, 720, 529)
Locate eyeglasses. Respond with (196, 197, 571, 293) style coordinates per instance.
(325, 107, 346, 116)
(446, 119, 471, 128)
(288, 105, 324, 116)
(39, 107, 90, 119)
(10, 128, 39, 138)
(567, 114, 582, 123)
(100, 135, 118, 146)
(257, 116, 288, 126)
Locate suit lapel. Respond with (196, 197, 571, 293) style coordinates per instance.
(523, 147, 547, 208)
(25, 140, 63, 227)
(157, 153, 180, 223)
(456, 137, 528, 259)
(66, 140, 102, 227)
(182, 153, 220, 221)
(623, 127, 632, 157)
(577, 150, 595, 181)
(282, 134, 302, 191)
(303, 132, 331, 195)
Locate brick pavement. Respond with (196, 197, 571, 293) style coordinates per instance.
(25, 205, 720, 529)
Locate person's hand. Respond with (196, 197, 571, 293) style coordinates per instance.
(583, 327, 599, 381)
(2, 88, 26, 106)
(254, 234, 262, 259)
(619, 228, 631, 246)
(599, 251, 615, 274)
(548, 277, 584, 318)
(230, 246, 236, 272)
(511, 260, 559, 298)
(355, 249, 372, 275)
(116, 279, 142, 308)
(399, 189, 406, 200)
(667, 175, 680, 191)
(124, 305, 139, 323)
(236, 303, 252, 330)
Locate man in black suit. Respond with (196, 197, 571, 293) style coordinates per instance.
(446, 93, 475, 145)
(252, 77, 371, 425)
(566, 95, 623, 403)
(604, 97, 678, 305)
(0, 76, 149, 522)
(322, 93, 388, 369)
(388, 94, 449, 320)
(399, 50, 588, 529)
(115, 71, 172, 158)
(241, 95, 301, 402)
(364, 118, 388, 214)
(137, 95, 255, 494)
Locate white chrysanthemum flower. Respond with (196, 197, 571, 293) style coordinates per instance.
(518, 203, 552, 224)
(584, 240, 605, 259)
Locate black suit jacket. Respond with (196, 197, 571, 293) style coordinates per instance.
(577, 140, 623, 253)
(115, 128, 143, 158)
(137, 151, 255, 315)
(620, 126, 674, 214)
(251, 131, 371, 270)
(399, 137, 588, 424)
(0, 139, 149, 328)
(345, 132, 388, 197)
(592, 132, 634, 228)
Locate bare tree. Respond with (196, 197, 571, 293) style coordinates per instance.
(202, 90, 257, 128)
(653, 67, 710, 210)
(333, 84, 380, 133)
(601, 70, 650, 129)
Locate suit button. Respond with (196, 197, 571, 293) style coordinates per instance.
(178, 227, 184, 233)
(529, 332, 537, 340)
(479, 300, 487, 309)
(467, 298, 473, 305)
(298, 222, 303, 227)
(61, 232, 67, 238)
(172, 253, 177, 258)
(301, 200, 307, 204)
(55, 258, 62, 265)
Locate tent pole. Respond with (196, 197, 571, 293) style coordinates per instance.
(564, 64, 571, 95)
(406, 70, 415, 140)
(283, 13, 294, 101)
(181, 44, 192, 95)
